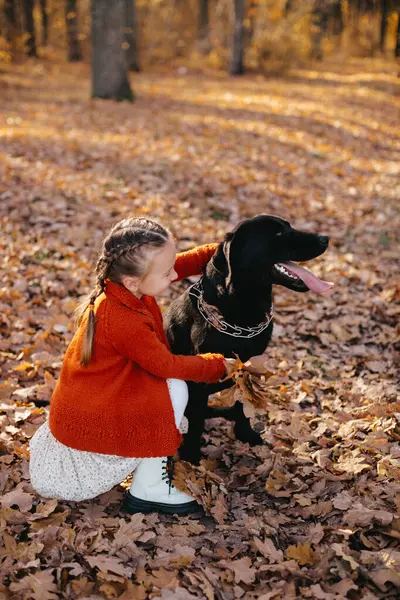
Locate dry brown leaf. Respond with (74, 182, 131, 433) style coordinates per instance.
(9, 570, 58, 600)
(285, 543, 314, 566)
(218, 556, 257, 584)
(1, 488, 33, 512)
(173, 459, 228, 523)
(331, 543, 359, 570)
(252, 536, 284, 563)
(0, 55, 398, 600)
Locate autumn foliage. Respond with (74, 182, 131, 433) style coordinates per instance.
(0, 53, 399, 600)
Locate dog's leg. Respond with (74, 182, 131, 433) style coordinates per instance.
(207, 403, 264, 446)
(233, 402, 264, 445)
(178, 383, 208, 465)
(205, 405, 237, 420)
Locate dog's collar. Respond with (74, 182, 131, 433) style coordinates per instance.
(188, 278, 273, 338)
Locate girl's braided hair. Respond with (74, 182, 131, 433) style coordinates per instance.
(75, 217, 171, 366)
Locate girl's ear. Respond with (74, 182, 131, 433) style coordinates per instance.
(121, 275, 140, 293)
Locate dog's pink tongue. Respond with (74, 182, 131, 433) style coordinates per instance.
(279, 261, 334, 294)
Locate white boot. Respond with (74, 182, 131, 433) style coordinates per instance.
(123, 456, 200, 515)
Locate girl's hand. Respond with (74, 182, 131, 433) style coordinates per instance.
(223, 358, 238, 377)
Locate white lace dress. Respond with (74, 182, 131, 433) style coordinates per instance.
(29, 378, 188, 502)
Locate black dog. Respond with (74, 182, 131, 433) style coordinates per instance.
(164, 215, 332, 465)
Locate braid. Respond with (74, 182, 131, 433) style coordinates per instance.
(75, 216, 171, 367)
(103, 243, 138, 264)
(95, 255, 112, 284)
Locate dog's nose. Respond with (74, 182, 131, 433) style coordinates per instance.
(318, 235, 329, 247)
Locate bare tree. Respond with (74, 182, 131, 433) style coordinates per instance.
(230, 0, 245, 75)
(4, 0, 26, 57)
(39, 0, 48, 45)
(246, 0, 258, 46)
(4, 0, 16, 44)
(91, 0, 134, 101)
(23, 0, 37, 57)
(66, 0, 82, 61)
(311, 0, 343, 61)
(285, 0, 294, 14)
(331, 0, 343, 36)
(350, 0, 378, 24)
(125, 0, 140, 72)
(380, 0, 390, 52)
(198, 0, 209, 41)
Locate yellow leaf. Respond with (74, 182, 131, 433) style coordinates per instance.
(285, 543, 314, 565)
(13, 362, 34, 372)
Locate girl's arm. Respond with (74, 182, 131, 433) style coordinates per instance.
(106, 308, 226, 383)
(173, 243, 218, 282)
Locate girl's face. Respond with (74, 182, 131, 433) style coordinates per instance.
(122, 239, 178, 297)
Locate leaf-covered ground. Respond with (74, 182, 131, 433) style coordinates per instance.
(0, 57, 399, 600)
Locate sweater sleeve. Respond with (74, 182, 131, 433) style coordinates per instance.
(106, 307, 226, 383)
(173, 243, 218, 282)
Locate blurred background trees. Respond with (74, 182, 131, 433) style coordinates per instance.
(0, 0, 399, 96)
(91, 0, 134, 100)
(66, 0, 82, 62)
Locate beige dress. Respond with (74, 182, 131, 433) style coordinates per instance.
(29, 378, 188, 502)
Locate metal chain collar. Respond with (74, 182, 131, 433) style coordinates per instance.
(188, 278, 273, 339)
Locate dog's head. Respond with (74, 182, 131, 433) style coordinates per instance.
(211, 214, 332, 294)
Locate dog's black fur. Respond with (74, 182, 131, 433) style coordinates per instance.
(164, 215, 329, 464)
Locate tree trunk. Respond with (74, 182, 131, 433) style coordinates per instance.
(125, 0, 140, 72)
(23, 0, 37, 57)
(91, 0, 134, 101)
(331, 0, 343, 36)
(230, 0, 245, 75)
(396, 8, 400, 57)
(353, 0, 365, 25)
(310, 1, 330, 60)
(39, 0, 48, 45)
(66, 0, 82, 61)
(198, 0, 209, 40)
(355, 0, 367, 17)
(246, 0, 258, 46)
(4, 0, 16, 43)
(4, 0, 26, 56)
(311, 16, 324, 60)
(379, 0, 390, 52)
(284, 0, 293, 15)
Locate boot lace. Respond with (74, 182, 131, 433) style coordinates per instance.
(161, 456, 175, 494)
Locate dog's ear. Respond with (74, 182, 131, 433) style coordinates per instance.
(223, 242, 232, 288)
(222, 232, 234, 289)
(211, 232, 234, 290)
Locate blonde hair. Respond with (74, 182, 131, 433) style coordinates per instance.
(75, 217, 170, 366)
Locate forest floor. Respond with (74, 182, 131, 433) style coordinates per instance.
(0, 57, 399, 600)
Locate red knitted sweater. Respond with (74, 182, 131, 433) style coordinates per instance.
(49, 244, 226, 458)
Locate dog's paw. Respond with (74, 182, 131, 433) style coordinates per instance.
(234, 425, 264, 446)
(178, 446, 202, 466)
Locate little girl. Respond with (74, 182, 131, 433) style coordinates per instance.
(29, 216, 249, 515)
